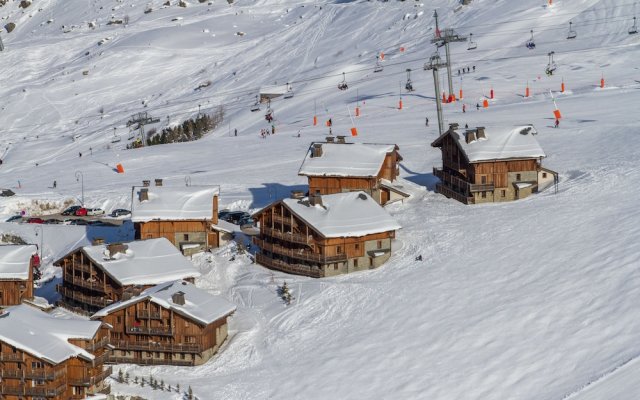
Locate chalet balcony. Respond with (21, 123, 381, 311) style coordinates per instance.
(137, 309, 162, 319)
(85, 336, 110, 352)
(0, 384, 66, 397)
(66, 263, 93, 274)
(435, 183, 474, 205)
(126, 325, 173, 336)
(93, 351, 110, 365)
(110, 340, 202, 354)
(1, 369, 64, 380)
(88, 384, 111, 396)
(107, 356, 195, 367)
(63, 274, 106, 292)
(69, 366, 112, 387)
(256, 253, 324, 278)
(254, 238, 346, 263)
(57, 284, 114, 308)
(433, 167, 495, 194)
(261, 227, 313, 245)
(269, 213, 299, 226)
(0, 353, 24, 362)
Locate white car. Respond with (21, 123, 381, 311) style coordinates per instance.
(86, 208, 105, 216)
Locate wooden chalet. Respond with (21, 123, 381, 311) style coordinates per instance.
(55, 238, 200, 315)
(131, 180, 231, 256)
(298, 137, 409, 206)
(0, 245, 36, 306)
(0, 304, 112, 399)
(431, 124, 558, 204)
(92, 280, 236, 367)
(253, 191, 401, 278)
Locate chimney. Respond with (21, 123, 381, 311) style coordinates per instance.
(311, 143, 323, 158)
(476, 127, 486, 139)
(107, 243, 128, 257)
(92, 238, 105, 246)
(308, 191, 323, 207)
(325, 136, 335, 143)
(139, 188, 149, 201)
(465, 130, 477, 144)
(336, 135, 346, 144)
(171, 291, 186, 306)
(155, 178, 163, 187)
(142, 180, 150, 187)
(290, 190, 305, 199)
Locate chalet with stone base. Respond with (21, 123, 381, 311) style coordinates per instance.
(91, 280, 236, 367)
(253, 191, 401, 278)
(0, 245, 36, 306)
(298, 137, 409, 206)
(55, 238, 200, 315)
(0, 305, 112, 399)
(132, 180, 232, 255)
(431, 124, 558, 204)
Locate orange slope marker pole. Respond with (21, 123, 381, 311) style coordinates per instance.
(347, 105, 358, 136)
(561, 78, 565, 93)
(525, 81, 530, 97)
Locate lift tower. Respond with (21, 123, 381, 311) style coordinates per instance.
(431, 10, 466, 102)
(424, 52, 448, 135)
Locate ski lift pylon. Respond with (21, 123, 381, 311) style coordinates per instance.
(567, 22, 577, 39)
(526, 30, 535, 49)
(338, 72, 348, 91)
(405, 69, 414, 92)
(467, 33, 477, 50)
(630, 16, 638, 34)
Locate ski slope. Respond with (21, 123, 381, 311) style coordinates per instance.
(1, 0, 640, 398)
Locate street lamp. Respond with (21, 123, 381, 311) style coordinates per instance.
(75, 171, 84, 205)
(34, 225, 43, 260)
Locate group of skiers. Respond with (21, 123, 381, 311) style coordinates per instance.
(260, 125, 276, 138)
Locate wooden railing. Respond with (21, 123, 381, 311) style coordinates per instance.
(435, 183, 473, 204)
(107, 356, 194, 367)
(254, 238, 346, 263)
(256, 253, 324, 278)
(110, 340, 202, 353)
(66, 263, 92, 274)
(93, 351, 110, 365)
(270, 213, 298, 226)
(85, 336, 110, 352)
(69, 366, 112, 387)
(63, 274, 106, 292)
(57, 285, 113, 308)
(137, 309, 162, 319)
(0, 353, 24, 362)
(24, 368, 66, 380)
(87, 383, 111, 396)
(261, 227, 313, 245)
(0, 384, 66, 397)
(126, 326, 173, 336)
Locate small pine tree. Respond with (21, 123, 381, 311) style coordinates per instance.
(188, 386, 193, 400)
(117, 369, 124, 383)
(134, 376, 139, 384)
(125, 371, 130, 383)
(141, 378, 145, 387)
(176, 383, 181, 393)
(160, 379, 165, 391)
(168, 384, 172, 392)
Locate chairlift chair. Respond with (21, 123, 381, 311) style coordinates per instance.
(127, 129, 135, 140)
(545, 51, 557, 75)
(630, 17, 638, 34)
(526, 30, 536, 49)
(467, 33, 477, 50)
(567, 22, 577, 39)
(250, 95, 261, 112)
(111, 135, 121, 143)
(373, 56, 383, 73)
(338, 72, 348, 90)
(283, 83, 294, 99)
(265, 99, 274, 122)
(405, 69, 414, 92)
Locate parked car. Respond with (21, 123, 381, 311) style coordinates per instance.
(75, 208, 88, 216)
(61, 206, 82, 216)
(238, 216, 255, 227)
(218, 210, 232, 220)
(224, 211, 250, 224)
(0, 189, 15, 197)
(86, 208, 105, 216)
(27, 217, 45, 224)
(68, 219, 88, 225)
(44, 219, 62, 224)
(110, 209, 131, 217)
(5, 215, 22, 222)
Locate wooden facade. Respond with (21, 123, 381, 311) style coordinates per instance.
(0, 319, 111, 399)
(0, 248, 35, 307)
(253, 200, 396, 278)
(55, 247, 195, 315)
(431, 126, 558, 204)
(93, 298, 231, 366)
(301, 142, 406, 206)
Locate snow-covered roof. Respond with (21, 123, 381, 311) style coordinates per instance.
(298, 142, 397, 178)
(280, 191, 401, 238)
(0, 244, 36, 280)
(81, 238, 200, 286)
(92, 280, 236, 326)
(0, 304, 101, 364)
(434, 125, 546, 162)
(131, 185, 219, 222)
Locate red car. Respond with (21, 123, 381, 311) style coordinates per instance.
(75, 208, 88, 216)
(27, 217, 45, 224)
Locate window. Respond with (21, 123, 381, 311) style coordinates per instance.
(116, 316, 122, 324)
(501, 190, 506, 197)
(353, 259, 358, 268)
(183, 234, 189, 241)
(181, 353, 186, 360)
(31, 361, 43, 369)
(334, 264, 338, 270)
(336, 246, 342, 254)
(355, 243, 359, 250)
(377, 241, 382, 249)
(481, 176, 487, 184)
(516, 173, 521, 181)
(542, 172, 547, 178)
(481, 192, 487, 198)
(185, 336, 196, 343)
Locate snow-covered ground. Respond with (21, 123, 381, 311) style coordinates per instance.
(1, 0, 640, 398)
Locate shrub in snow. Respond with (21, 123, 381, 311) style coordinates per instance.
(19, 0, 31, 8)
(5, 22, 15, 33)
(179, 0, 188, 7)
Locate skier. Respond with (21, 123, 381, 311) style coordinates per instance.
(476, 103, 480, 110)
(234, 128, 237, 136)
(79, 152, 82, 158)
(425, 117, 429, 127)
(462, 104, 466, 113)
(473, 65, 476, 72)
(271, 125, 275, 135)
(554, 119, 560, 128)
(53, 180, 57, 188)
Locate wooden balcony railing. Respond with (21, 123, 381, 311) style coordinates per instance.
(0, 384, 66, 397)
(107, 356, 195, 367)
(0, 368, 64, 380)
(435, 183, 473, 204)
(85, 336, 110, 352)
(93, 351, 110, 366)
(66, 263, 93, 274)
(63, 274, 106, 292)
(136, 309, 162, 319)
(69, 366, 112, 387)
(256, 253, 324, 278)
(110, 340, 202, 353)
(0, 353, 24, 362)
(126, 326, 173, 336)
(254, 238, 346, 263)
(57, 285, 114, 308)
(261, 227, 313, 245)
